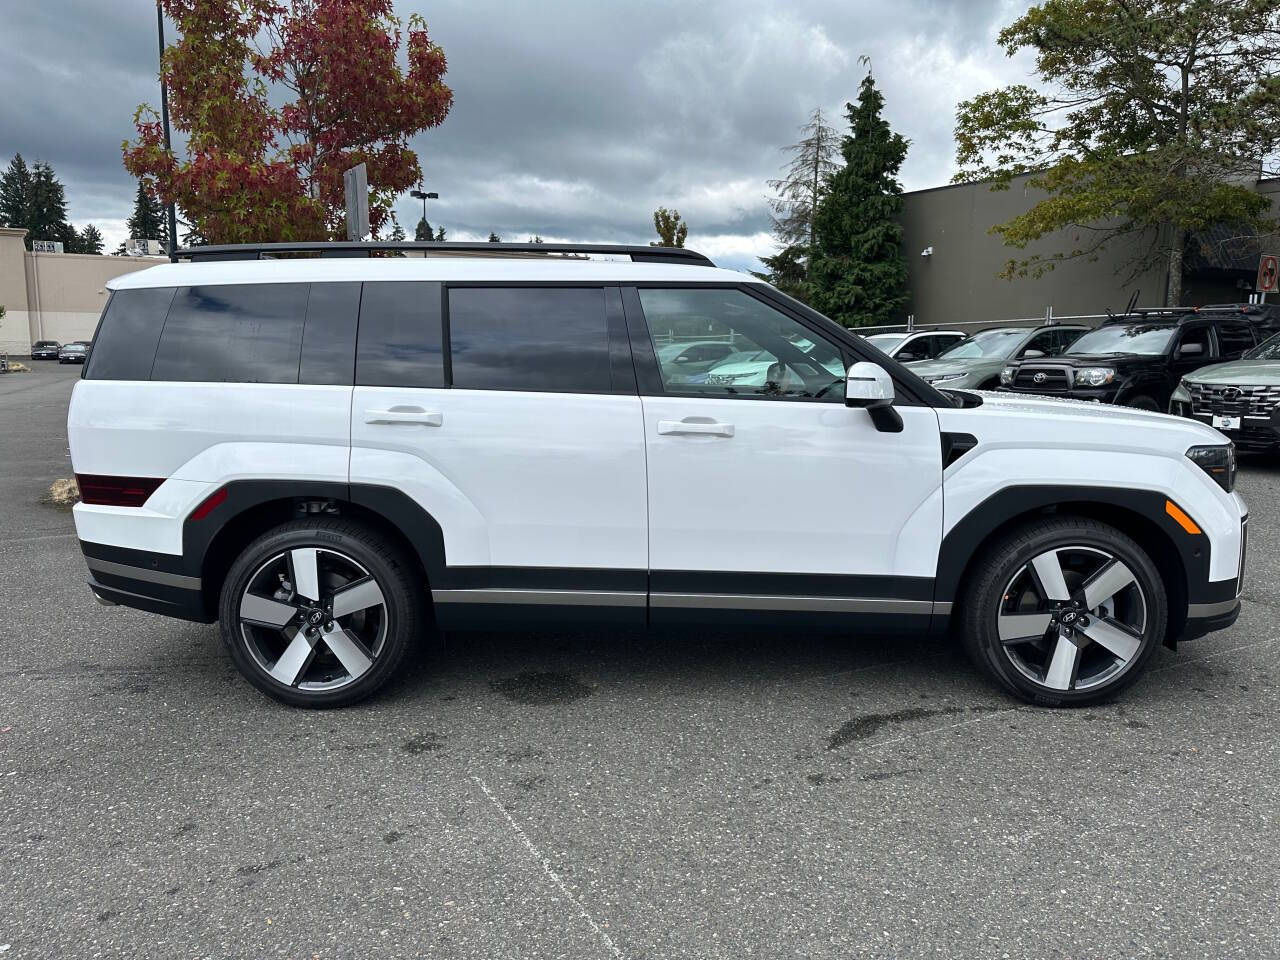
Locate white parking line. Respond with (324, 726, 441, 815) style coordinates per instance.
(472, 775, 624, 959)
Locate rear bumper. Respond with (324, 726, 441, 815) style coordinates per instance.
(80, 540, 211, 623)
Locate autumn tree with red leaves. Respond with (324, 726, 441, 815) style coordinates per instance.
(124, 0, 452, 243)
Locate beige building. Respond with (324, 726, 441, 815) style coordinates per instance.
(0, 227, 163, 356)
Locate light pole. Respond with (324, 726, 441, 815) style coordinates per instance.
(410, 189, 438, 239)
(157, 2, 178, 256)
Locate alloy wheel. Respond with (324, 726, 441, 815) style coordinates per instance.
(237, 547, 389, 692)
(996, 545, 1148, 693)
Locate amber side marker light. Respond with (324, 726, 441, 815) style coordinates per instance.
(1165, 500, 1202, 535)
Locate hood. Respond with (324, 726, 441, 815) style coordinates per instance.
(939, 389, 1226, 456)
(1183, 359, 1280, 386)
(905, 357, 999, 378)
(1016, 352, 1164, 369)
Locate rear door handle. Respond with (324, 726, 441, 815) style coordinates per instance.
(365, 407, 443, 426)
(656, 418, 735, 438)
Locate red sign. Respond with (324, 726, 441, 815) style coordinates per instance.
(1259, 254, 1280, 294)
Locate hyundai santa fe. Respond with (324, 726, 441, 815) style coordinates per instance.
(69, 241, 1248, 708)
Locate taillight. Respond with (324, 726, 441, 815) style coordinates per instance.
(75, 474, 164, 507)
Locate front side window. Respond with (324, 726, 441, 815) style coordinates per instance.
(1217, 322, 1256, 359)
(448, 287, 610, 393)
(638, 288, 846, 399)
(151, 284, 308, 383)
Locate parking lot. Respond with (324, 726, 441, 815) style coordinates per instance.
(1, 360, 1278, 958)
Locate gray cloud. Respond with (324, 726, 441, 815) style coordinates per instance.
(0, 0, 1030, 270)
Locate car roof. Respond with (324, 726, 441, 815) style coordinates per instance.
(107, 257, 753, 291)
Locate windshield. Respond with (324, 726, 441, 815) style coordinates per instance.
(937, 329, 1025, 360)
(1067, 325, 1174, 356)
(1246, 332, 1280, 360)
(864, 333, 907, 351)
(64, 344, 85, 352)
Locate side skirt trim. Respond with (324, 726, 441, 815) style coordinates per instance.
(651, 592, 936, 614)
(432, 588, 646, 607)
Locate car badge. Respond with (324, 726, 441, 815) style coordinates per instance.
(1032, 372, 1047, 384)
(1219, 387, 1242, 399)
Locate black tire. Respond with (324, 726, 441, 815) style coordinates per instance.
(218, 518, 424, 708)
(1122, 395, 1160, 411)
(960, 517, 1167, 706)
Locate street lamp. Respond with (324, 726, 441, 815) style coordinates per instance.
(410, 189, 438, 237)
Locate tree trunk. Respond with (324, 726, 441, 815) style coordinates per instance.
(1165, 225, 1184, 307)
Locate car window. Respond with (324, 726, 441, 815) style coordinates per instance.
(1217, 322, 1255, 359)
(1176, 324, 1213, 358)
(1246, 331, 1280, 360)
(938, 329, 1025, 360)
(84, 288, 176, 381)
(448, 287, 611, 393)
(356, 281, 445, 388)
(865, 333, 907, 353)
(638, 288, 846, 400)
(299, 282, 360, 385)
(1017, 330, 1060, 357)
(1066, 325, 1175, 356)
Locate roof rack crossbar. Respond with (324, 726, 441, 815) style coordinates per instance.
(171, 241, 715, 267)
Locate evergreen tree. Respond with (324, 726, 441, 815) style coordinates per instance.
(809, 73, 909, 328)
(750, 244, 809, 301)
(414, 216, 432, 241)
(0, 154, 31, 229)
(434, 225, 446, 242)
(488, 231, 501, 242)
(73, 224, 105, 255)
(767, 108, 841, 251)
(25, 161, 74, 251)
(387, 221, 407, 256)
(528, 235, 543, 243)
(651, 207, 687, 247)
(125, 179, 167, 246)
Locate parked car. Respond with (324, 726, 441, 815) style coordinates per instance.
(693, 336, 846, 389)
(863, 329, 967, 361)
(1000, 312, 1259, 410)
(30, 340, 61, 360)
(905, 324, 1087, 389)
(654, 340, 738, 382)
(69, 241, 1246, 710)
(58, 342, 89, 364)
(1169, 330, 1280, 449)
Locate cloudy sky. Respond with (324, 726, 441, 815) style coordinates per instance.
(0, 0, 1034, 272)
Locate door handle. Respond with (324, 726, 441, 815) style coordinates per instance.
(365, 407, 443, 426)
(657, 418, 735, 437)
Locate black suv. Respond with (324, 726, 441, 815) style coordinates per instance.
(999, 306, 1270, 410)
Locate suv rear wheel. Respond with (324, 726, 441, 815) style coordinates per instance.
(218, 518, 423, 708)
(961, 517, 1166, 706)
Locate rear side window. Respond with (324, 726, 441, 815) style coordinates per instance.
(356, 281, 445, 388)
(447, 287, 610, 393)
(84, 287, 176, 381)
(1217, 321, 1255, 359)
(152, 284, 309, 383)
(300, 282, 360, 385)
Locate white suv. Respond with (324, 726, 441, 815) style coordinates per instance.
(68, 242, 1248, 708)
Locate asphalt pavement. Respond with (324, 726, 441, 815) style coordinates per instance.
(1, 361, 1277, 959)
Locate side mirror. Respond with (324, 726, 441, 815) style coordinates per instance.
(1022, 349, 1046, 359)
(845, 361, 903, 433)
(896, 350, 919, 361)
(1179, 342, 1204, 356)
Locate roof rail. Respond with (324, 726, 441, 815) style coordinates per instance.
(170, 241, 715, 267)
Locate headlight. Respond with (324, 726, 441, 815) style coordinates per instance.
(1077, 367, 1115, 387)
(924, 373, 966, 385)
(999, 367, 1015, 386)
(1186, 443, 1236, 493)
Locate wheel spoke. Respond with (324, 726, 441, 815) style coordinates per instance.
(998, 611, 1054, 644)
(1081, 559, 1136, 611)
(1079, 617, 1142, 662)
(1043, 633, 1081, 691)
(1030, 550, 1072, 602)
(290, 548, 322, 602)
(240, 593, 297, 628)
(331, 577, 384, 619)
(322, 626, 373, 680)
(269, 628, 318, 686)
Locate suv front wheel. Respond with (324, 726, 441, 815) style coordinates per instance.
(218, 518, 424, 708)
(961, 518, 1166, 706)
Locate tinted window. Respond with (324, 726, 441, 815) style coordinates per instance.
(1067, 325, 1175, 356)
(638, 288, 846, 400)
(151, 284, 308, 383)
(356, 281, 444, 388)
(300, 282, 360, 385)
(448, 287, 610, 393)
(84, 287, 175, 381)
(1217, 322, 1255, 359)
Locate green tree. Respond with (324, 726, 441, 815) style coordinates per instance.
(809, 72, 910, 327)
(434, 225, 446, 241)
(387, 220, 406, 255)
(528, 235, 543, 243)
(0, 154, 31, 229)
(73, 224, 105, 255)
(127, 179, 168, 245)
(767, 108, 841, 251)
(751, 244, 809, 301)
(955, 0, 1280, 307)
(488, 231, 501, 242)
(651, 206, 687, 247)
(25, 161, 74, 251)
(414, 216, 432, 241)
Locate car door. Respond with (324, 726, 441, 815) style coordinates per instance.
(349, 282, 648, 623)
(1171, 322, 1214, 376)
(625, 285, 945, 625)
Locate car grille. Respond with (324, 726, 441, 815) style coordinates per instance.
(1188, 382, 1280, 418)
(1013, 366, 1071, 392)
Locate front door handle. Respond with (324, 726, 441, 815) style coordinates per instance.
(365, 407, 443, 426)
(657, 418, 735, 438)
